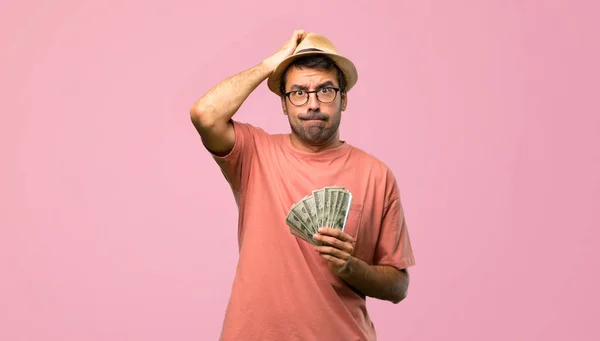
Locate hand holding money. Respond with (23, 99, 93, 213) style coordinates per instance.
(313, 227, 356, 274)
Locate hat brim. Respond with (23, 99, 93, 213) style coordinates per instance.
(267, 51, 358, 97)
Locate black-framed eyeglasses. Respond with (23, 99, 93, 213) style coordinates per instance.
(284, 87, 340, 106)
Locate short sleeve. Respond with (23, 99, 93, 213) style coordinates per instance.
(209, 120, 256, 196)
(372, 185, 416, 271)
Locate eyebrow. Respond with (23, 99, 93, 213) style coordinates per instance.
(290, 80, 336, 91)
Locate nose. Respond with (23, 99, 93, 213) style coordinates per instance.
(306, 92, 320, 110)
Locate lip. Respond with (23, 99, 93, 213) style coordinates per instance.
(302, 119, 326, 125)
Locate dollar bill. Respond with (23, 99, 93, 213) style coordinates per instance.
(289, 223, 312, 244)
(329, 190, 341, 228)
(328, 186, 346, 228)
(295, 196, 315, 232)
(312, 189, 325, 228)
(324, 189, 333, 228)
(322, 188, 331, 228)
(333, 191, 353, 230)
(286, 209, 316, 245)
(300, 196, 319, 235)
(291, 201, 317, 241)
(324, 187, 341, 228)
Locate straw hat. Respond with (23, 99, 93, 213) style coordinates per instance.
(267, 33, 358, 96)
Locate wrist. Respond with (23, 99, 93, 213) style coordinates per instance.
(337, 256, 356, 278)
(258, 59, 276, 76)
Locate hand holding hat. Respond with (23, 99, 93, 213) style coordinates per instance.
(262, 30, 307, 74)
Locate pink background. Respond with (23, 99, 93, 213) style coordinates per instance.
(2, 1, 599, 340)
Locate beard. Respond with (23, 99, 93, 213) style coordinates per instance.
(289, 109, 341, 146)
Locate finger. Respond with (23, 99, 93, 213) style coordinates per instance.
(314, 245, 351, 260)
(281, 30, 304, 51)
(317, 227, 355, 243)
(313, 234, 354, 254)
(291, 30, 305, 42)
(319, 253, 347, 268)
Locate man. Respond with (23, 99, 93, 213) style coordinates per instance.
(190, 30, 415, 341)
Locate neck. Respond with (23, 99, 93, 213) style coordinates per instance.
(288, 133, 343, 153)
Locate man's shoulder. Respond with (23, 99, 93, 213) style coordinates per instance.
(232, 120, 282, 139)
(348, 144, 396, 175)
(231, 120, 266, 135)
(347, 144, 402, 204)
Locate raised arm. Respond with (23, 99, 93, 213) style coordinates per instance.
(189, 30, 307, 156)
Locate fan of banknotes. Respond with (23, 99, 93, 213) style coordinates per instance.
(285, 186, 353, 245)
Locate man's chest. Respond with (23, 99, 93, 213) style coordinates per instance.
(242, 150, 385, 264)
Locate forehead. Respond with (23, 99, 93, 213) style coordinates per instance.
(284, 66, 339, 89)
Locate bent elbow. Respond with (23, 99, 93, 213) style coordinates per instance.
(390, 268, 409, 304)
(391, 290, 407, 304)
(190, 103, 216, 129)
(389, 283, 408, 304)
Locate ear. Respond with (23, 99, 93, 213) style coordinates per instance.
(281, 97, 288, 115)
(341, 92, 348, 111)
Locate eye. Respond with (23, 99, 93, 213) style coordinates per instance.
(294, 90, 306, 96)
(319, 87, 332, 94)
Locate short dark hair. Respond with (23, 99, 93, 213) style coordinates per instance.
(279, 55, 347, 96)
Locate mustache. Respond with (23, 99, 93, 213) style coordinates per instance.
(298, 111, 328, 120)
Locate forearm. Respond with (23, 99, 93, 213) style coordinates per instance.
(190, 61, 271, 126)
(337, 257, 409, 304)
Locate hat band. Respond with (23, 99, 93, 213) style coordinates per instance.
(296, 48, 323, 53)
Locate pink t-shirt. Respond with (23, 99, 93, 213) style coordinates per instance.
(210, 120, 415, 341)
